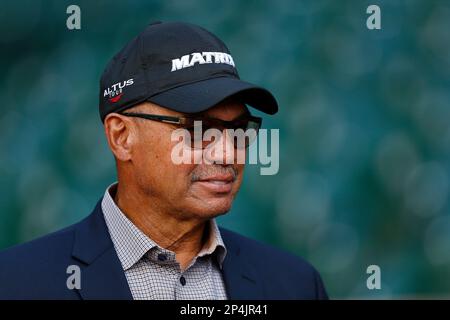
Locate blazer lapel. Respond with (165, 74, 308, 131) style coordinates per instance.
(220, 228, 265, 299)
(70, 201, 264, 300)
(71, 199, 133, 300)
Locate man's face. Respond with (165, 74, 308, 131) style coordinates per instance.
(117, 100, 247, 220)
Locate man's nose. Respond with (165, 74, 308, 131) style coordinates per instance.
(203, 129, 236, 165)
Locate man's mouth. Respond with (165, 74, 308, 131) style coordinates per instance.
(199, 174, 235, 182)
(194, 174, 235, 193)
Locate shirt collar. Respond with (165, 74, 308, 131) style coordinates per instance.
(101, 182, 227, 271)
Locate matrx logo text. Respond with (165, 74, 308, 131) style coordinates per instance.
(171, 52, 235, 72)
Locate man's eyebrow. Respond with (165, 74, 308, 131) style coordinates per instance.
(234, 109, 251, 119)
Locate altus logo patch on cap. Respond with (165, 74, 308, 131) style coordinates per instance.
(103, 78, 134, 103)
(171, 52, 235, 72)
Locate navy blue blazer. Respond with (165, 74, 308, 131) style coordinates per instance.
(0, 199, 328, 300)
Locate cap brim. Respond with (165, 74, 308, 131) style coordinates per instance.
(147, 76, 278, 115)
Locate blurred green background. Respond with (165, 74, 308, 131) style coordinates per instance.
(1, 0, 450, 298)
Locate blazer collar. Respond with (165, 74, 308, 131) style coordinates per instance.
(72, 198, 133, 300)
(220, 228, 265, 299)
(71, 198, 264, 300)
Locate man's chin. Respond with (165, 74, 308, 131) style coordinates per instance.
(190, 198, 234, 218)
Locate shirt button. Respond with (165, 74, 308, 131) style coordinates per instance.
(157, 253, 167, 261)
(180, 276, 186, 286)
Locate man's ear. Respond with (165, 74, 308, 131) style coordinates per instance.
(104, 113, 137, 162)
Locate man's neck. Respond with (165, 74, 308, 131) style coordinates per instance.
(112, 183, 207, 270)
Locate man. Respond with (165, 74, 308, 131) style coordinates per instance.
(0, 21, 328, 300)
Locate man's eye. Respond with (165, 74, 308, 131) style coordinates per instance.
(232, 120, 248, 130)
(184, 126, 197, 133)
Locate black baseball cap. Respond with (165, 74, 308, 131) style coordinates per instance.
(99, 21, 278, 122)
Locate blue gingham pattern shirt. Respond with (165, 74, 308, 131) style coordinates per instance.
(101, 183, 228, 300)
